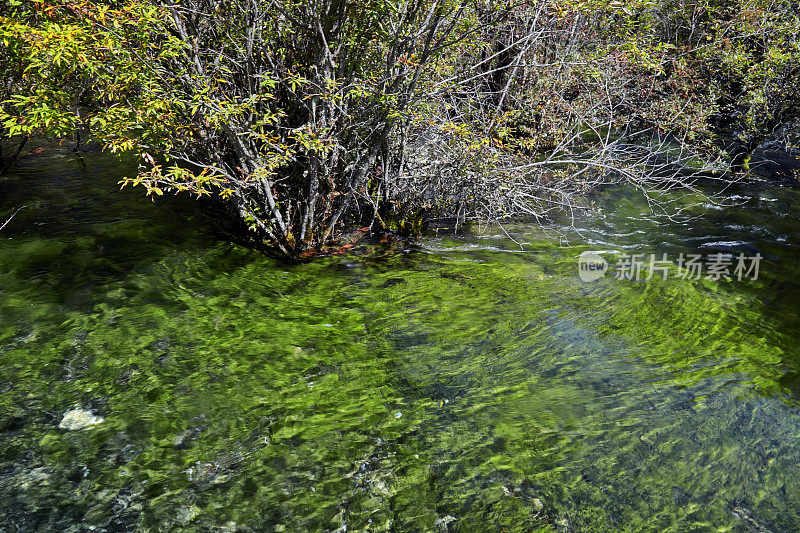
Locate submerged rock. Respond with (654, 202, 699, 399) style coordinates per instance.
(555, 517, 572, 531)
(434, 515, 456, 532)
(59, 408, 104, 430)
(176, 505, 202, 525)
(18, 467, 51, 490)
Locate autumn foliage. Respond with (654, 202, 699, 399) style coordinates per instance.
(1, 0, 798, 256)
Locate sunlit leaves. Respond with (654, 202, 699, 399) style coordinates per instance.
(2, 0, 799, 256)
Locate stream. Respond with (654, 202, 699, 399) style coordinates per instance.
(1, 151, 800, 531)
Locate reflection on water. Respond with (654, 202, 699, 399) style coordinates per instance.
(1, 152, 800, 531)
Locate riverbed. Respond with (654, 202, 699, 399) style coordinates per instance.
(1, 152, 799, 531)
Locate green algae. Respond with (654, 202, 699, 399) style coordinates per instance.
(1, 154, 800, 531)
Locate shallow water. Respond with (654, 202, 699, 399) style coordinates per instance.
(1, 153, 800, 531)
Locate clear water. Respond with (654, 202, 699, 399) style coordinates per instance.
(1, 152, 800, 531)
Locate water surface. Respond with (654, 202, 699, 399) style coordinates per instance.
(1, 152, 800, 531)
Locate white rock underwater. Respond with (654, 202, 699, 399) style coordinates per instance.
(58, 408, 104, 431)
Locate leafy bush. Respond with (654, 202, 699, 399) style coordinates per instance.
(2, 0, 798, 256)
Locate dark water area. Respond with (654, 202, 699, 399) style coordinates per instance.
(2, 152, 800, 531)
